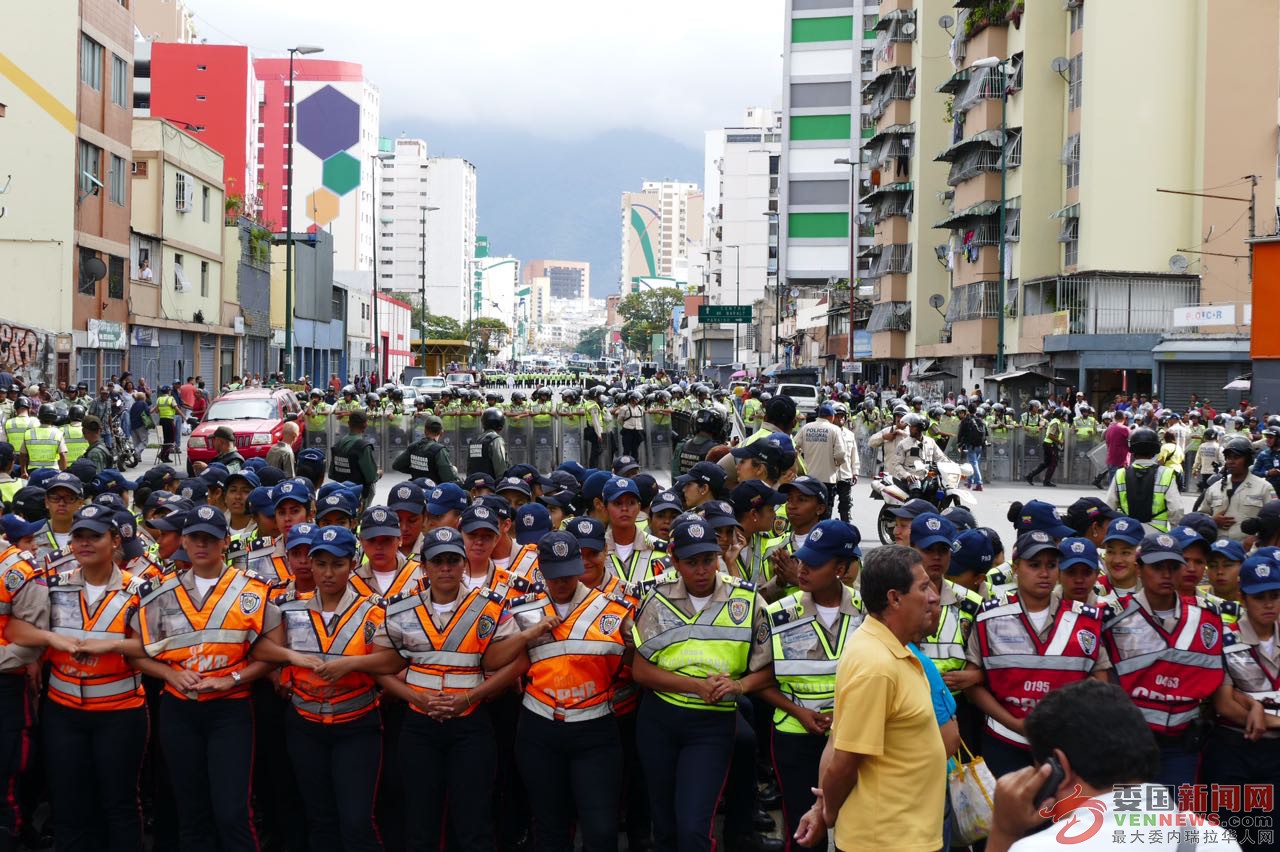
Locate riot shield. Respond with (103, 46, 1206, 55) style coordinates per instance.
(671, 410, 695, 443)
(1064, 433, 1100, 486)
(332, 410, 353, 449)
(855, 422, 875, 477)
(1017, 430, 1043, 480)
(383, 412, 413, 474)
(986, 429, 1015, 482)
(506, 412, 533, 468)
(364, 410, 387, 470)
(938, 415, 961, 462)
(439, 409, 461, 475)
(559, 410, 585, 465)
(531, 412, 557, 472)
(1088, 443, 1110, 486)
(647, 411, 673, 474)
(456, 409, 483, 476)
(410, 412, 432, 445)
(302, 410, 331, 461)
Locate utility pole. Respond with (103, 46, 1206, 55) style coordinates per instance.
(283, 45, 325, 379)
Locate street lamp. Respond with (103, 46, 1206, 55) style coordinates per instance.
(835, 156, 860, 375)
(725, 244, 740, 370)
(762, 212, 781, 366)
(284, 44, 323, 381)
(369, 150, 394, 382)
(971, 55, 1009, 374)
(418, 206, 439, 369)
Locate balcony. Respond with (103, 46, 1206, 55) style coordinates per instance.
(1022, 274, 1200, 336)
(964, 18, 1008, 58)
(864, 68, 916, 122)
(879, 0, 912, 15)
(947, 148, 1002, 187)
(876, 99, 913, 132)
(871, 328, 909, 359)
(867, 301, 911, 333)
(865, 243, 912, 281)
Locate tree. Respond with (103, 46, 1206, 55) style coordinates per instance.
(465, 317, 510, 356)
(410, 309, 463, 340)
(575, 326, 608, 357)
(617, 287, 683, 359)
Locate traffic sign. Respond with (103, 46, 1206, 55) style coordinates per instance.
(698, 305, 753, 324)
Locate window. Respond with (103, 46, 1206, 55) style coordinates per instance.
(1063, 134, 1081, 189)
(175, 171, 192, 212)
(79, 248, 99, 295)
(331, 288, 345, 319)
(1068, 54, 1083, 110)
(131, 160, 147, 177)
(108, 256, 124, 299)
(111, 55, 127, 106)
(78, 140, 101, 195)
(77, 349, 99, 386)
(201, 186, 210, 221)
(106, 155, 125, 205)
(1061, 219, 1080, 267)
(174, 254, 188, 291)
(200, 261, 209, 297)
(81, 35, 103, 90)
(1005, 128, 1023, 168)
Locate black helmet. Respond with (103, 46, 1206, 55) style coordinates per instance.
(68, 405, 85, 421)
(37, 403, 57, 424)
(1223, 436, 1255, 460)
(481, 407, 505, 431)
(309, 389, 322, 398)
(485, 391, 502, 404)
(14, 396, 30, 410)
(656, 390, 670, 403)
(749, 388, 762, 399)
(342, 385, 356, 396)
(1127, 428, 1161, 458)
(365, 393, 380, 407)
(693, 408, 726, 437)
(910, 396, 924, 407)
(511, 391, 526, 404)
(628, 390, 643, 403)
(927, 405, 944, 420)
(159, 384, 172, 394)
(903, 413, 926, 430)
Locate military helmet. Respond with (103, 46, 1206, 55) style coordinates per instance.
(481, 407, 505, 431)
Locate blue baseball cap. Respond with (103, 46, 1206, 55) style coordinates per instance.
(548, 470, 581, 494)
(422, 526, 466, 560)
(1, 514, 45, 544)
(464, 472, 497, 492)
(730, 441, 785, 470)
(941, 506, 977, 531)
(887, 498, 935, 520)
(910, 513, 958, 550)
(674, 462, 727, 495)
(612, 456, 641, 476)
(515, 503, 552, 545)
(669, 517, 722, 560)
(256, 466, 287, 487)
(582, 470, 613, 504)
(780, 476, 828, 503)
(565, 517, 607, 551)
(243, 457, 267, 471)
(1058, 537, 1101, 571)
(297, 447, 326, 468)
(248, 486, 276, 517)
(359, 506, 400, 539)
(538, 489, 576, 510)
(272, 479, 313, 510)
(176, 478, 208, 503)
(317, 481, 358, 502)
(1239, 555, 1280, 595)
(496, 476, 533, 499)
(44, 471, 84, 497)
(651, 489, 685, 515)
(427, 483, 468, 515)
(503, 464, 539, 483)
(1015, 500, 1075, 539)
(537, 531, 585, 579)
(729, 480, 786, 516)
(1138, 532, 1186, 565)
(91, 469, 140, 497)
(286, 522, 317, 551)
(1209, 538, 1246, 563)
(460, 504, 500, 534)
(315, 490, 358, 520)
(226, 469, 262, 490)
(556, 460, 586, 484)
(93, 492, 126, 511)
(66, 459, 99, 487)
(603, 477, 641, 504)
(1013, 530, 1059, 561)
(199, 463, 230, 487)
(309, 525, 358, 559)
(69, 505, 116, 536)
(183, 505, 229, 538)
(794, 519, 862, 565)
(474, 495, 512, 522)
(1169, 525, 1210, 555)
(948, 529, 994, 576)
(113, 509, 146, 559)
(388, 482, 428, 515)
(700, 500, 741, 529)
(1103, 516, 1144, 547)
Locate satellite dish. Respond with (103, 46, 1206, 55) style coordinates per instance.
(81, 256, 107, 283)
(901, 22, 916, 35)
(938, 14, 955, 30)
(1050, 56, 1070, 74)
(790, 288, 800, 298)
(928, 293, 945, 309)
(1169, 254, 1190, 274)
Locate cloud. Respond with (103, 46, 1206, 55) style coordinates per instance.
(187, 0, 783, 146)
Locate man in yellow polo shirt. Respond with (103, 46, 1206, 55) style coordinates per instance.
(822, 545, 946, 852)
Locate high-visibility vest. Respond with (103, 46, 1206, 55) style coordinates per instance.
(156, 395, 178, 419)
(0, 478, 25, 505)
(974, 595, 1103, 746)
(24, 425, 62, 468)
(137, 568, 270, 700)
(1074, 417, 1098, 438)
(607, 547, 665, 586)
(348, 557, 421, 600)
(63, 424, 88, 463)
(633, 571, 757, 711)
(45, 567, 148, 711)
(1221, 628, 1280, 725)
(917, 580, 982, 680)
(279, 592, 385, 724)
(305, 403, 331, 432)
(1115, 465, 1176, 532)
(383, 585, 506, 716)
(1101, 594, 1224, 735)
(767, 590, 863, 734)
(509, 589, 628, 722)
(4, 415, 35, 451)
(0, 547, 41, 672)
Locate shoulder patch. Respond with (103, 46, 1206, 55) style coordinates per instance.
(387, 591, 410, 605)
(958, 596, 981, 616)
(979, 597, 1003, 613)
(770, 608, 793, 626)
(272, 591, 296, 605)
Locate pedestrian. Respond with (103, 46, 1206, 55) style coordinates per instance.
(265, 421, 298, 477)
(956, 404, 987, 491)
(129, 391, 151, 458)
(1093, 409, 1131, 489)
(153, 384, 180, 463)
(819, 545, 946, 851)
(1200, 437, 1272, 541)
(80, 417, 114, 472)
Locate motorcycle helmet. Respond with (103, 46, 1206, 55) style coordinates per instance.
(342, 385, 356, 397)
(903, 413, 926, 431)
(628, 390, 643, 403)
(1127, 428, 1161, 458)
(1028, 399, 1042, 410)
(364, 393, 380, 408)
(389, 388, 404, 402)
(37, 403, 57, 425)
(861, 400, 875, 412)
(68, 405, 86, 421)
(485, 391, 503, 404)
(481, 407, 506, 431)
(693, 408, 726, 437)
(1223, 436, 1256, 460)
(511, 391, 527, 404)
(927, 405, 944, 420)
(14, 396, 30, 411)
(656, 390, 671, 404)
(910, 396, 924, 408)
(992, 403, 1006, 415)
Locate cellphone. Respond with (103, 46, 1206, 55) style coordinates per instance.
(1033, 754, 1066, 808)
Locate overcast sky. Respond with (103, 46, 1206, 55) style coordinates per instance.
(187, 0, 784, 147)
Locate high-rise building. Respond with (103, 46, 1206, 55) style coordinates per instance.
(379, 136, 430, 296)
(619, 180, 703, 293)
(424, 157, 478, 321)
(253, 57, 381, 272)
(524, 260, 590, 305)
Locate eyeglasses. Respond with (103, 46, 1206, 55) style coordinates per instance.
(47, 493, 81, 505)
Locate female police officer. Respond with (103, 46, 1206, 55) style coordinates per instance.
(631, 515, 774, 852)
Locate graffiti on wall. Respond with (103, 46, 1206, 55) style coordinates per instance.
(0, 323, 45, 381)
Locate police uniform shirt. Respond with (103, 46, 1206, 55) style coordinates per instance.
(637, 573, 773, 673)
(1230, 616, 1280, 677)
(0, 553, 50, 670)
(964, 589, 1110, 669)
(1199, 472, 1273, 542)
(520, 582, 635, 645)
(129, 565, 282, 633)
(784, 586, 865, 638)
(889, 435, 945, 480)
(604, 525, 655, 563)
(370, 589, 519, 639)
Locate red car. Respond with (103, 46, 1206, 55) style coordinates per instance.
(186, 388, 304, 474)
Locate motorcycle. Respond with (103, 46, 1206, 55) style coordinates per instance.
(870, 456, 976, 545)
(108, 397, 139, 469)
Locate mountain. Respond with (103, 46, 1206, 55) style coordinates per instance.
(383, 121, 703, 298)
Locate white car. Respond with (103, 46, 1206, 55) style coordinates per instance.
(410, 375, 447, 392)
(776, 383, 820, 415)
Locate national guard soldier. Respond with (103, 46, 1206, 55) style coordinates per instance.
(530, 387, 557, 471)
(558, 387, 587, 464)
(303, 389, 332, 455)
(676, 408, 726, 476)
(468, 407, 508, 479)
(329, 411, 380, 508)
(1104, 427, 1185, 533)
(392, 414, 459, 483)
(62, 405, 89, 465)
(4, 395, 37, 466)
(1020, 399, 1045, 437)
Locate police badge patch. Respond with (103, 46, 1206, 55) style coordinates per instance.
(3, 569, 23, 591)
(1076, 629, 1097, 655)
(728, 599, 749, 625)
(240, 592, 261, 615)
(363, 620, 376, 644)
(476, 614, 496, 639)
(598, 613, 621, 635)
(1200, 623, 1219, 648)
(756, 621, 770, 645)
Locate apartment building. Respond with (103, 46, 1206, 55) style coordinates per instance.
(619, 180, 704, 293)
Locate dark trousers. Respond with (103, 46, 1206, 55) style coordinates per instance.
(1155, 736, 1202, 792)
(491, 692, 530, 847)
(637, 693, 735, 852)
(724, 703, 758, 838)
(515, 709, 621, 852)
(771, 728, 826, 851)
(158, 694, 257, 852)
(621, 428, 644, 460)
(159, 417, 176, 459)
(376, 699, 407, 852)
(400, 705, 496, 851)
(616, 711, 650, 847)
(285, 708, 382, 852)
(253, 680, 305, 851)
(836, 479, 853, 522)
(1028, 444, 1060, 484)
(980, 730, 1032, 779)
(0, 676, 28, 841)
(1201, 727, 1280, 852)
(42, 700, 147, 852)
(586, 429, 602, 469)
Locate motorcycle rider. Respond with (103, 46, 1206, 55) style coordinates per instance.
(888, 413, 945, 483)
(868, 405, 911, 471)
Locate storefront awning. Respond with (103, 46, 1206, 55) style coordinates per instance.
(984, 369, 1069, 385)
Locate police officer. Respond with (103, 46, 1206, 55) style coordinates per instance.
(468, 407, 508, 478)
(1104, 427, 1185, 533)
(3, 395, 36, 466)
(63, 405, 89, 464)
(631, 516, 774, 852)
(1024, 407, 1067, 488)
(329, 411, 379, 508)
(392, 414, 458, 483)
(154, 385, 180, 463)
(21, 403, 67, 472)
(676, 408, 725, 476)
(1201, 436, 1273, 542)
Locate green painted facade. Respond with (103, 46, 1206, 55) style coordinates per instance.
(791, 16, 854, 43)
(789, 212, 850, 239)
(790, 114, 852, 141)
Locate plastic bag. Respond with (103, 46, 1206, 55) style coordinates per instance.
(948, 738, 996, 845)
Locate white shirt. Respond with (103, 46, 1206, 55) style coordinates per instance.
(615, 541, 635, 563)
(83, 582, 107, 606)
(815, 603, 840, 629)
(53, 530, 71, 551)
(193, 574, 219, 600)
(1026, 606, 1052, 634)
(372, 569, 398, 595)
(688, 593, 712, 614)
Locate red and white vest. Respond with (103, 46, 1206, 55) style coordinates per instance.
(1101, 594, 1224, 735)
(975, 595, 1103, 746)
(1221, 628, 1280, 734)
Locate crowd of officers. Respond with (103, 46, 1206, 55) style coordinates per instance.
(0, 379, 1277, 852)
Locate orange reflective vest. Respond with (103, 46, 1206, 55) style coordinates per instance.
(0, 546, 43, 673)
(349, 558, 421, 600)
(594, 576, 640, 714)
(510, 589, 629, 722)
(279, 592, 385, 724)
(382, 585, 505, 717)
(508, 544, 542, 585)
(137, 568, 270, 700)
(46, 568, 147, 711)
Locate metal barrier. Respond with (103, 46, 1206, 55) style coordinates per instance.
(303, 412, 330, 459)
(560, 410, 585, 465)
(854, 423, 876, 477)
(531, 413, 557, 472)
(647, 412, 673, 474)
(457, 410, 483, 476)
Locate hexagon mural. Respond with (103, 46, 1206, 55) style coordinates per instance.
(306, 188, 340, 227)
(296, 85, 359, 160)
(322, 151, 361, 196)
